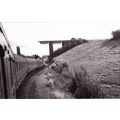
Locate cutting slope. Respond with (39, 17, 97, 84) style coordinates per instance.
(55, 39, 120, 98)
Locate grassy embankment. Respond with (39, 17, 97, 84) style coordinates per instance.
(45, 35, 120, 98)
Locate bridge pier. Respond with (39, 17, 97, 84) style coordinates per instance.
(49, 42, 53, 57)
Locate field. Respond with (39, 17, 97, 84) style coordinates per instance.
(45, 39, 120, 98)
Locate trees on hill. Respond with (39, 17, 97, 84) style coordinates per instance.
(112, 30, 120, 39)
(50, 38, 87, 58)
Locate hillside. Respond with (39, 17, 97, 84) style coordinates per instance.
(43, 39, 120, 98)
(51, 39, 120, 98)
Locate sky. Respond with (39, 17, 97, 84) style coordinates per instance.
(1, 0, 120, 57)
(2, 22, 120, 57)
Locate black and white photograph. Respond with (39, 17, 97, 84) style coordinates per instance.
(0, 22, 120, 99)
(0, 0, 120, 120)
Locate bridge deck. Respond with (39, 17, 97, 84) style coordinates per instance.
(39, 40, 70, 44)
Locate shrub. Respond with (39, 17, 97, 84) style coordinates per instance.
(49, 61, 104, 98)
(50, 38, 87, 58)
(68, 67, 102, 98)
(112, 30, 120, 39)
(49, 61, 73, 92)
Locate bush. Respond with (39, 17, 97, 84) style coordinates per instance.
(48, 61, 104, 98)
(112, 30, 120, 39)
(49, 61, 73, 93)
(50, 38, 87, 58)
(68, 67, 103, 98)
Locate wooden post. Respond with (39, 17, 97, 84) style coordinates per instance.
(17, 46, 21, 55)
(49, 42, 53, 57)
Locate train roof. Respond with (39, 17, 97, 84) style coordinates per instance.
(0, 22, 14, 55)
(14, 54, 27, 62)
(14, 54, 42, 62)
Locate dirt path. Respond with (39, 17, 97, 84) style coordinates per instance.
(16, 68, 57, 99)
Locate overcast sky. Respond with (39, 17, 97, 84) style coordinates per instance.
(2, 22, 120, 56)
(1, 0, 120, 57)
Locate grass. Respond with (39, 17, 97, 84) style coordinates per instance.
(70, 69, 102, 98)
(54, 38, 120, 98)
(68, 66, 104, 98)
(48, 61, 104, 98)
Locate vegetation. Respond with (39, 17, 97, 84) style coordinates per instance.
(50, 38, 87, 58)
(48, 61, 104, 98)
(111, 30, 120, 39)
(69, 68, 102, 98)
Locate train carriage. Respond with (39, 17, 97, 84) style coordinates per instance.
(0, 23, 45, 99)
(0, 23, 15, 98)
(14, 54, 28, 90)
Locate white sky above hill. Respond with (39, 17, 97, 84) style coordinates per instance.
(2, 23, 120, 57)
(1, 0, 120, 57)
